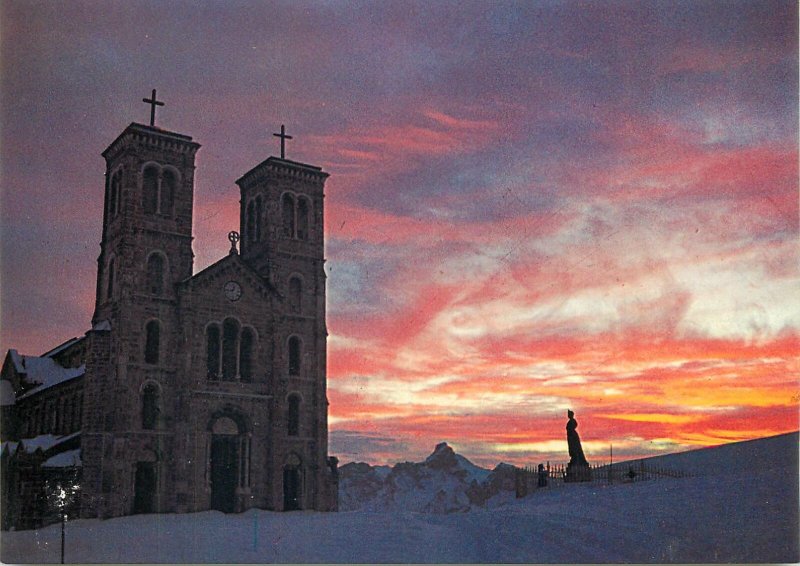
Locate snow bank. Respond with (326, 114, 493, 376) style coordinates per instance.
(1, 432, 797, 563)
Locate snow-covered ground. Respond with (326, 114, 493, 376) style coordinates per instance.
(2, 432, 797, 563)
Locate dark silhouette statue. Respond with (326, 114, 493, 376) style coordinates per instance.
(565, 409, 592, 482)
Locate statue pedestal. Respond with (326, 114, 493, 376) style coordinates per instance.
(565, 461, 592, 483)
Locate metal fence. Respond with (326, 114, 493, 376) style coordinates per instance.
(515, 460, 690, 498)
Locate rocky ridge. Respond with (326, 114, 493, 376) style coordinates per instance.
(338, 442, 518, 513)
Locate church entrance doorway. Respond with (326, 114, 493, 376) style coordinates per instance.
(133, 462, 157, 514)
(210, 436, 238, 512)
(209, 416, 240, 513)
(283, 453, 302, 511)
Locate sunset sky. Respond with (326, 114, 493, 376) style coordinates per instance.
(1, 1, 797, 467)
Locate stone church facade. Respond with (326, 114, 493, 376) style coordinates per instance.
(1, 118, 338, 528)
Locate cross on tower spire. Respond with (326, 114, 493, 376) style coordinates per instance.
(272, 124, 293, 159)
(142, 89, 165, 127)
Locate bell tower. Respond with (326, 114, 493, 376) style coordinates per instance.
(92, 93, 200, 325)
(82, 92, 201, 519)
(235, 128, 335, 509)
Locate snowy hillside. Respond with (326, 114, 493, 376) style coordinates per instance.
(2, 432, 797, 563)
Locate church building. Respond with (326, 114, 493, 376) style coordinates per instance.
(1, 96, 338, 529)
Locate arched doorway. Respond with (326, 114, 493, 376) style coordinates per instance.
(283, 453, 302, 511)
(210, 416, 240, 513)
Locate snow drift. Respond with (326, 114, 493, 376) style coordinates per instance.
(2, 432, 797, 563)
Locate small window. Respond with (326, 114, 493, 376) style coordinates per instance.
(144, 321, 160, 365)
(146, 253, 165, 295)
(141, 383, 159, 430)
(287, 394, 300, 436)
(288, 336, 301, 376)
(289, 277, 302, 313)
(58, 399, 66, 434)
(142, 167, 159, 214)
(297, 197, 309, 240)
(71, 396, 80, 431)
(240, 328, 255, 382)
(160, 170, 176, 214)
(206, 324, 221, 379)
(282, 193, 295, 238)
(109, 171, 122, 218)
(222, 318, 239, 380)
(107, 258, 116, 301)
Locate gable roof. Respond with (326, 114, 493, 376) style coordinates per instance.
(180, 252, 277, 300)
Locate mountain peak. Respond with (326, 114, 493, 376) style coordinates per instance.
(433, 442, 453, 454)
(425, 442, 457, 468)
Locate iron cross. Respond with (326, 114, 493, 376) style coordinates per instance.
(272, 124, 293, 159)
(228, 230, 241, 254)
(142, 89, 165, 127)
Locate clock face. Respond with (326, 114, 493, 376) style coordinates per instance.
(224, 281, 242, 302)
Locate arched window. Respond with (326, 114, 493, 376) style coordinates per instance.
(282, 193, 295, 238)
(109, 171, 122, 218)
(240, 328, 254, 382)
(107, 258, 116, 301)
(142, 166, 159, 214)
(287, 394, 300, 436)
(206, 324, 221, 379)
(297, 197, 310, 240)
(31, 408, 40, 436)
(246, 200, 256, 243)
(289, 277, 302, 314)
(146, 253, 165, 295)
(255, 196, 263, 242)
(108, 176, 117, 218)
(141, 383, 159, 430)
(222, 318, 240, 380)
(288, 336, 301, 376)
(160, 169, 176, 214)
(144, 320, 160, 365)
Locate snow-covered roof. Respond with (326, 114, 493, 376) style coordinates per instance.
(9, 349, 25, 373)
(14, 432, 81, 454)
(43, 449, 82, 468)
(40, 336, 82, 358)
(0, 379, 15, 406)
(14, 354, 84, 401)
(1, 441, 19, 455)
